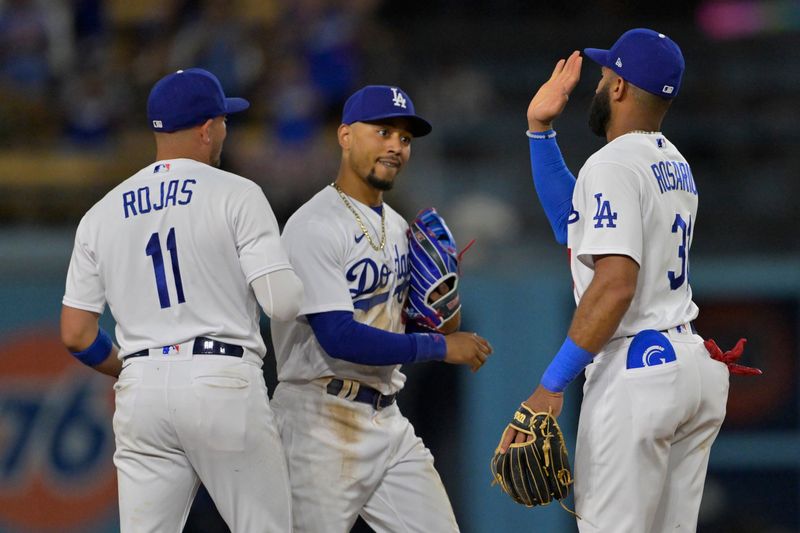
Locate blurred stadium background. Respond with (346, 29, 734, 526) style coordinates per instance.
(0, 0, 798, 532)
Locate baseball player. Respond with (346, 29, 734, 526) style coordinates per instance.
(270, 85, 492, 532)
(60, 68, 303, 532)
(497, 30, 730, 532)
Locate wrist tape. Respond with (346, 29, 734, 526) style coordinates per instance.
(540, 337, 594, 392)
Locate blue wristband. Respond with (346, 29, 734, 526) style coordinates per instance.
(540, 337, 594, 393)
(412, 333, 447, 363)
(70, 328, 113, 366)
(526, 129, 558, 140)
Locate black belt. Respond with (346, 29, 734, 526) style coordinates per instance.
(627, 321, 697, 339)
(122, 337, 244, 361)
(667, 322, 697, 334)
(326, 379, 396, 410)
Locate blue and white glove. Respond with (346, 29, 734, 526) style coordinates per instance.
(405, 208, 463, 332)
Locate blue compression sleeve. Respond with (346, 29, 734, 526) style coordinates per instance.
(307, 311, 446, 365)
(528, 130, 576, 245)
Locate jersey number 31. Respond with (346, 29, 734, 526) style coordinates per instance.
(667, 213, 691, 291)
(145, 227, 186, 309)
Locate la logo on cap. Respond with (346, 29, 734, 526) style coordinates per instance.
(390, 87, 407, 109)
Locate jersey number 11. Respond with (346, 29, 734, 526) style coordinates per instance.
(145, 227, 186, 309)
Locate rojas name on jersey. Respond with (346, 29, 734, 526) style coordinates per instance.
(122, 179, 196, 218)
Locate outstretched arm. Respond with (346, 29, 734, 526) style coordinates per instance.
(527, 51, 583, 245)
(307, 311, 491, 371)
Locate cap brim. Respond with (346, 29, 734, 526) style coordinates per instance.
(403, 115, 432, 137)
(224, 97, 250, 115)
(360, 113, 432, 137)
(583, 48, 611, 68)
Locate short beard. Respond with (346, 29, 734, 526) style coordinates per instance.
(366, 168, 394, 191)
(588, 86, 611, 138)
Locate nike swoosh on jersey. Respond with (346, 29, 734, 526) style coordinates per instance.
(355, 233, 366, 243)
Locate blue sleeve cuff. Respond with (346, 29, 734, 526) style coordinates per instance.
(412, 333, 447, 362)
(526, 129, 558, 139)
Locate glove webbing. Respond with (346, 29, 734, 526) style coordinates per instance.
(411, 222, 448, 275)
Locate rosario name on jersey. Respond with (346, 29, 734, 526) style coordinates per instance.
(568, 133, 700, 338)
(271, 186, 411, 395)
(62, 159, 292, 359)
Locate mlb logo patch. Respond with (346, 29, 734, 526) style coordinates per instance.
(656, 138, 666, 149)
(153, 163, 171, 173)
(152, 120, 163, 129)
(161, 344, 180, 355)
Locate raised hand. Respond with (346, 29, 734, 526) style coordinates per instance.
(527, 50, 583, 132)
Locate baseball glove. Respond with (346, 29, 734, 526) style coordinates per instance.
(405, 208, 464, 331)
(491, 404, 573, 507)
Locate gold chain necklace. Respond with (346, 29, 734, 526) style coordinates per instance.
(331, 183, 386, 251)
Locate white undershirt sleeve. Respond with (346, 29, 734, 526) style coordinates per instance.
(251, 268, 305, 322)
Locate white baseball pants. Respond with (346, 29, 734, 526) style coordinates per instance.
(271, 380, 459, 533)
(112, 356, 291, 533)
(574, 328, 729, 533)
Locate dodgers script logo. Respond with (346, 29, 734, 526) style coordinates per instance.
(0, 329, 117, 531)
(347, 245, 410, 311)
(390, 88, 407, 109)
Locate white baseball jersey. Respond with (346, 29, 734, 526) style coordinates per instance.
(568, 132, 699, 338)
(64, 157, 294, 532)
(63, 158, 292, 358)
(272, 185, 411, 395)
(566, 132, 729, 532)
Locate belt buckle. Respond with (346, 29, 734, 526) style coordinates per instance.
(373, 392, 385, 411)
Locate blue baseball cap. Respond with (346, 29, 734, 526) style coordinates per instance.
(584, 28, 685, 99)
(147, 68, 250, 132)
(342, 85, 432, 137)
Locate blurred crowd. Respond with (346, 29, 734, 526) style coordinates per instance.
(2, 0, 797, 258)
(0, 0, 514, 255)
(0, 0, 393, 222)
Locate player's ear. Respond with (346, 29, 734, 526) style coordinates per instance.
(611, 76, 626, 103)
(198, 119, 214, 145)
(337, 124, 351, 150)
